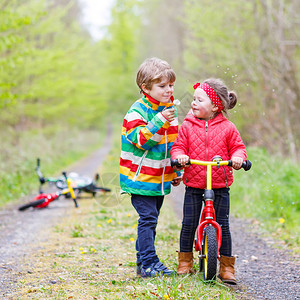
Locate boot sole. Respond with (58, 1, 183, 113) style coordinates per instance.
(217, 274, 237, 285)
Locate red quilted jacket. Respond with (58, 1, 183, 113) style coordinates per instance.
(171, 112, 247, 189)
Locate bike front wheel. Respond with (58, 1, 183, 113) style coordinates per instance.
(202, 225, 218, 281)
(18, 198, 46, 211)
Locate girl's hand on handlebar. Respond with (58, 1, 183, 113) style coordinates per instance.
(176, 155, 190, 167)
(231, 157, 243, 170)
(161, 107, 175, 122)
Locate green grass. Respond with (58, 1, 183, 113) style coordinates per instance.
(12, 129, 237, 300)
(0, 126, 106, 207)
(7, 121, 299, 298)
(231, 147, 300, 251)
(16, 198, 236, 299)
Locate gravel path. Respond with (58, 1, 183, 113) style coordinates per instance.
(0, 128, 113, 297)
(1, 134, 299, 299)
(231, 217, 299, 300)
(170, 184, 300, 300)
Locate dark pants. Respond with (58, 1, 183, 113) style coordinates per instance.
(180, 187, 232, 257)
(131, 194, 164, 269)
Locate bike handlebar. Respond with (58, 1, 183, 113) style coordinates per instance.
(171, 158, 252, 171)
(62, 171, 78, 208)
(36, 158, 46, 184)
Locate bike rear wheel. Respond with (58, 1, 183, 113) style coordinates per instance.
(18, 198, 46, 211)
(202, 225, 218, 281)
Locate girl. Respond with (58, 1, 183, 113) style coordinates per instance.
(171, 78, 247, 284)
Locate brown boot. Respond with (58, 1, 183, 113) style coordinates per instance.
(218, 255, 237, 285)
(177, 252, 194, 275)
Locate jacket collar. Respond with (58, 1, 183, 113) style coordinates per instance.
(185, 110, 226, 125)
(142, 92, 174, 111)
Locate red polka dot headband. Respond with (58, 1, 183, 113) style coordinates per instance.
(193, 82, 223, 112)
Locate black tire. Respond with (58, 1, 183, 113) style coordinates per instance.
(18, 198, 46, 211)
(93, 186, 111, 192)
(202, 225, 218, 281)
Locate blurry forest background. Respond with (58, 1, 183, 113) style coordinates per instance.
(0, 0, 299, 208)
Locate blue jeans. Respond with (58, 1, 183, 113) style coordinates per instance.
(180, 187, 232, 256)
(131, 194, 164, 269)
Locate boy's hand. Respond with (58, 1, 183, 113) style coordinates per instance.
(171, 176, 182, 186)
(176, 154, 189, 167)
(161, 107, 175, 122)
(231, 157, 243, 170)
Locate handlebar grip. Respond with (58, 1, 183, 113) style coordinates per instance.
(230, 160, 251, 170)
(36, 158, 46, 184)
(170, 159, 179, 167)
(170, 159, 190, 168)
(242, 160, 252, 171)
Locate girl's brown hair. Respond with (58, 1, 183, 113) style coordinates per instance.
(203, 78, 237, 114)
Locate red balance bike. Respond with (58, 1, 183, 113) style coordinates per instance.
(171, 156, 251, 281)
(18, 171, 78, 211)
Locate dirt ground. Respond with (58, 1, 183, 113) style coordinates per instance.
(171, 184, 300, 300)
(0, 135, 113, 298)
(0, 139, 299, 299)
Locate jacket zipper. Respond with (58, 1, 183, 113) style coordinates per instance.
(205, 121, 209, 159)
(222, 166, 228, 188)
(132, 150, 148, 182)
(186, 122, 208, 183)
(206, 120, 228, 187)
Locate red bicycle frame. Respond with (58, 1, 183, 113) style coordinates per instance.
(171, 157, 251, 259)
(194, 192, 222, 258)
(192, 159, 225, 258)
(32, 192, 61, 208)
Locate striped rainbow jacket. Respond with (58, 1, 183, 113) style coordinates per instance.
(120, 95, 180, 196)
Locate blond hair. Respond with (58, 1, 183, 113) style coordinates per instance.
(136, 57, 176, 93)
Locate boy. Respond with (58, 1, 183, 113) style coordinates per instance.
(120, 57, 181, 277)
